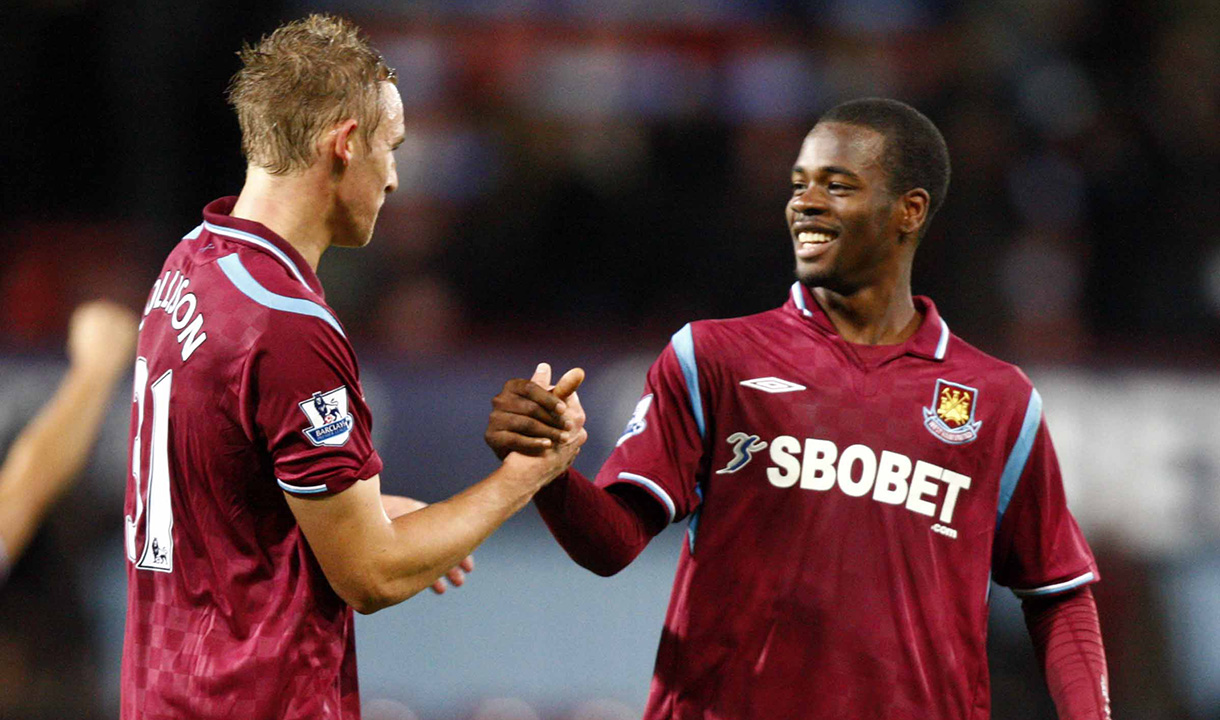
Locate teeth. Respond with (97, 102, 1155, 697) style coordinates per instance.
(798, 231, 834, 245)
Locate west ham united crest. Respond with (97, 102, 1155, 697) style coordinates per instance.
(299, 386, 354, 447)
(922, 379, 982, 445)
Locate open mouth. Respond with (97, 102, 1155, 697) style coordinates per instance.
(794, 228, 838, 259)
(796, 231, 835, 248)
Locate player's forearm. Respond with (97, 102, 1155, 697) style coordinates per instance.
(0, 483, 42, 570)
(1023, 586, 1112, 719)
(0, 365, 121, 560)
(380, 493, 426, 518)
(534, 469, 660, 576)
(357, 456, 554, 611)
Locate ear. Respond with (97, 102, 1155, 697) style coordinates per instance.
(327, 119, 360, 166)
(897, 188, 930, 240)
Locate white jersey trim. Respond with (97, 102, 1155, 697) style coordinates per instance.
(790, 281, 813, 317)
(1011, 570, 1096, 597)
(934, 318, 950, 359)
(204, 221, 311, 290)
(277, 478, 330, 495)
(617, 472, 677, 524)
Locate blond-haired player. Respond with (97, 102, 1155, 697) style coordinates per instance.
(121, 16, 584, 719)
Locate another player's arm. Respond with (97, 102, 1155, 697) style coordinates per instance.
(485, 366, 667, 577)
(0, 301, 138, 570)
(287, 367, 587, 614)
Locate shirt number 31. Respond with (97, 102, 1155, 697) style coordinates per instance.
(125, 357, 175, 573)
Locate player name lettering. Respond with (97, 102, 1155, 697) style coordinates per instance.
(765, 436, 972, 526)
(142, 269, 209, 361)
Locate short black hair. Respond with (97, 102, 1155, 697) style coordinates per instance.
(817, 98, 951, 236)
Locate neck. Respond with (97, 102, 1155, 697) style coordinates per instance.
(230, 165, 334, 272)
(810, 274, 920, 346)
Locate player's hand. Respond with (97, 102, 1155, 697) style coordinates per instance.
(485, 362, 584, 459)
(66, 300, 139, 380)
(429, 555, 475, 595)
(500, 363, 588, 482)
(381, 493, 475, 595)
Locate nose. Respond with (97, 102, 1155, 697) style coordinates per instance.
(790, 187, 827, 216)
(386, 157, 399, 195)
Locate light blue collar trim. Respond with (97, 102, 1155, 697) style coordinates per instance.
(216, 254, 344, 337)
(204, 221, 310, 289)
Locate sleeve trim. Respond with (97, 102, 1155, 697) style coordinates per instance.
(996, 387, 1043, 528)
(1012, 570, 1096, 597)
(616, 472, 677, 524)
(671, 323, 706, 439)
(277, 478, 330, 495)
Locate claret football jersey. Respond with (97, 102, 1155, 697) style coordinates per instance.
(121, 198, 382, 720)
(599, 282, 1097, 720)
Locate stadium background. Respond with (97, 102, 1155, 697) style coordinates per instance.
(1, 0, 1218, 717)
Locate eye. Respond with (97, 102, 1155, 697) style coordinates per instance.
(828, 182, 852, 193)
(791, 182, 807, 195)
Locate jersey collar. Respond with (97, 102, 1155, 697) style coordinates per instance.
(199, 196, 324, 297)
(787, 281, 951, 362)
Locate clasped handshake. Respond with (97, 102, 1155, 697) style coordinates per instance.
(485, 362, 590, 481)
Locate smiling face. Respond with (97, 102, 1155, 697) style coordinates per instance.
(332, 81, 405, 248)
(786, 122, 913, 295)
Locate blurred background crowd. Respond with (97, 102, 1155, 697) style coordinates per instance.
(1, 0, 1218, 718)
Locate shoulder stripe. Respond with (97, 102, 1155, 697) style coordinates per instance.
(687, 484, 704, 554)
(1012, 570, 1096, 597)
(217, 253, 345, 338)
(277, 478, 330, 495)
(617, 472, 677, 524)
(671, 323, 706, 439)
(790, 281, 812, 316)
(204, 221, 310, 289)
(934, 318, 950, 359)
(996, 388, 1042, 528)
(183, 224, 203, 240)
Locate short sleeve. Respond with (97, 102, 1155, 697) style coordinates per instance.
(596, 324, 707, 524)
(251, 322, 382, 496)
(992, 402, 1098, 597)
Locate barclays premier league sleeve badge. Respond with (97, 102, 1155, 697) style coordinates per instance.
(616, 394, 654, 447)
(299, 386, 355, 447)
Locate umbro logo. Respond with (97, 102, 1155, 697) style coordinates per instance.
(740, 377, 807, 394)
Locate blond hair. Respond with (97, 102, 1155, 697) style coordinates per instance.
(227, 14, 395, 175)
